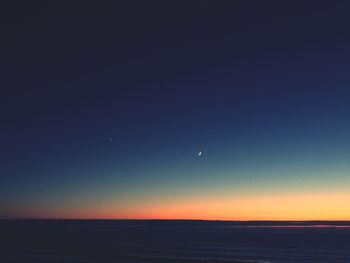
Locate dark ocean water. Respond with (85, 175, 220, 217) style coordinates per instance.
(1, 220, 350, 263)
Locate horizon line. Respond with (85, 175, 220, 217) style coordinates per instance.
(2, 218, 350, 222)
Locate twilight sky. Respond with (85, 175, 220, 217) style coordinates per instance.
(2, 1, 350, 220)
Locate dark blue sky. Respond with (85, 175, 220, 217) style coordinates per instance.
(2, 1, 350, 219)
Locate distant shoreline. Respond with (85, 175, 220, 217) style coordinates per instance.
(2, 219, 350, 227)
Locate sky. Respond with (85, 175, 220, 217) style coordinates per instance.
(2, 1, 350, 220)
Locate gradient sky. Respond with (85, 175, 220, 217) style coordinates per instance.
(2, 1, 350, 220)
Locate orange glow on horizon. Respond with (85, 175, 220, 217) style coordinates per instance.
(20, 191, 350, 221)
(126, 192, 350, 221)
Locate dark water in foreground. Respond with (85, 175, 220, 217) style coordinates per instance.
(1, 220, 350, 263)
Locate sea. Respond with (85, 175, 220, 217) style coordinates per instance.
(1, 220, 350, 263)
